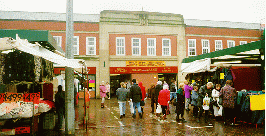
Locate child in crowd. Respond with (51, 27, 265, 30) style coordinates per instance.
(191, 86, 199, 119)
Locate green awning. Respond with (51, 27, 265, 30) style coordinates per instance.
(0, 29, 64, 53)
(182, 40, 264, 64)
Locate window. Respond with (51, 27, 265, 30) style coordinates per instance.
(162, 38, 171, 56)
(132, 38, 141, 56)
(147, 38, 156, 56)
(53, 36, 62, 47)
(86, 37, 96, 55)
(202, 39, 210, 54)
(73, 36, 79, 55)
(240, 41, 247, 45)
(116, 37, 125, 55)
(188, 39, 196, 56)
(215, 40, 223, 51)
(227, 40, 235, 48)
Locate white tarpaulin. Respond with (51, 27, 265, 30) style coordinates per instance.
(0, 36, 84, 68)
(181, 58, 212, 73)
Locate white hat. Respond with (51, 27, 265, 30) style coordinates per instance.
(157, 81, 162, 85)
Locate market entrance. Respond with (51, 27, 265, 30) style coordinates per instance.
(158, 73, 177, 85)
(110, 74, 131, 97)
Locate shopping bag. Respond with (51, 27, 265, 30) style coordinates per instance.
(202, 96, 210, 110)
(156, 104, 162, 114)
(129, 101, 134, 114)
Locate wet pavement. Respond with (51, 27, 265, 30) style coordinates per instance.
(42, 98, 265, 136)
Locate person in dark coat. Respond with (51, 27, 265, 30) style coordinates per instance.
(129, 79, 143, 119)
(54, 85, 65, 130)
(175, 83, 186, 122)
(219, 80, 237, 125)
(198, 82, 214, 124)
(154, 81, 163, 111)
(150, 84, 156, 113)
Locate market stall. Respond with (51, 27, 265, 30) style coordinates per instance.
(181, 36, 265, 127)
(0, 35, 84, 135)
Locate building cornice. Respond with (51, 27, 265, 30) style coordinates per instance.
(110, 56, 178, 61)
(186, 34, 261, 39)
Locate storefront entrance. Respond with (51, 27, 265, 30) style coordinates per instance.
(110, 74, 131, 97)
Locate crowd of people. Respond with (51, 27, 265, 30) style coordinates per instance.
(98, 78, 237, 125)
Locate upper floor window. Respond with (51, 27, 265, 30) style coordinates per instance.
(53, 36, 62, 47)
(202, 39, 210, 54)
(162, 38, 171, 56)
(147, 38, 156, 56)
(240, 41, 247, 45)
(227, 40, 235, 48)
(86, 37, 96, 55)
(215, 40, 223, 51)
(132, 38, 141, 56)
(116, 37, 125, 55)
(188, 39, 196, 56)
(73, 36, 79, 55)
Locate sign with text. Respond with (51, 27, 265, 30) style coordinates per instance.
(126, 61, 166, 67)
(0, 93, 40, 104)
(110, 67, 178, 74)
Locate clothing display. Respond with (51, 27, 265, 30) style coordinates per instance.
(43, 83, 53, 101)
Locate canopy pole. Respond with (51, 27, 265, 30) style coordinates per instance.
(65, 0, 75, 135)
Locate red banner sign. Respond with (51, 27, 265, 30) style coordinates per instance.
(110, 67, 178, 74)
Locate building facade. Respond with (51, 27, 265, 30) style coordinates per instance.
(0, 10, 263, 98)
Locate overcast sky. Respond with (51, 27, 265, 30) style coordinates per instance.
(0, 0, 265, 24)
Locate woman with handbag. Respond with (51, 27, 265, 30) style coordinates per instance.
(158, 85, 170, 120)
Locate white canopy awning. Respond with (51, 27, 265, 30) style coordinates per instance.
(181, 58, 216, 73)
(0, 36, 84, 68)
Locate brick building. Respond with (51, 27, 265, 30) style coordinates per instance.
(0, 10, 263, 98)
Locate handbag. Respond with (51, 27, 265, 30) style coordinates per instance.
(156, 104, 162, 114)
(129, 101, 134, 114)
(202, 96, 210, 110)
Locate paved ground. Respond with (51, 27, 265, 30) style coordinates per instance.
(40, 98, 265, 136)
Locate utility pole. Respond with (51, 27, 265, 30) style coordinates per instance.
(65, 0, 75, 135)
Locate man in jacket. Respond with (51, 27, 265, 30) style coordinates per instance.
(199, 82, 214, 124)
(129, 79, 143, 119)
(54, 85, 65, 131)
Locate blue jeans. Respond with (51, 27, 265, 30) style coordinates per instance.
(118, 101, 126, 115)
(133, 102, 142, 115)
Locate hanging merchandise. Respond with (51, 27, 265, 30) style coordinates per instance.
(43, 83, 53, 101)
(3, 50, 35, 84)
(250, 94, 265, 111)
(34, 56, 42, 82)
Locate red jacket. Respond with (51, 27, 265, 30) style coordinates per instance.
(138, 82, 146, 101)
(158, 89, 170, 106)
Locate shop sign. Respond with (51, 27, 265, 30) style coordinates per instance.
(110, 67, 178, 74)
(126, 61, 166, 67)
(87, 67, 96, 74)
